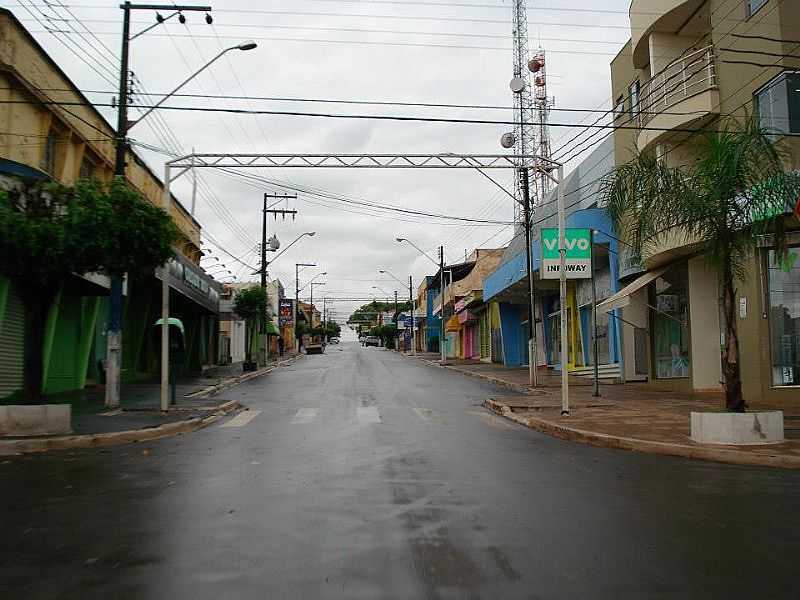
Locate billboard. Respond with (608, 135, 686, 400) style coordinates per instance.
(278, 299, 294, 326)
(541, 228, 593, 280)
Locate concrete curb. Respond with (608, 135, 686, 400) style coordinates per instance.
(186, 353, 304, 399)
(484, 399, 800, 470)
(0, 400, 242, 456)
(0, 355, 304, 456)
(411, 356, 537, 395)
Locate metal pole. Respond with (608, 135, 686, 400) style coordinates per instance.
(106, 1, 132, 409)
(591, 229, 601, 397)
(440, 246, 446, 364)
(520, 167, 538, 388)
(295, 264, 299, 353)
(190, 146, 197, 215)
(394, 290, 398, 351)
(160, 163, 171, 412)
(410, 275, 416, 356)
(557, 164, 569, 416)
(260, 194, 267, 364)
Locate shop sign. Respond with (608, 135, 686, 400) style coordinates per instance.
(541, 228, 592, 279)
(279, 299, 294, 326)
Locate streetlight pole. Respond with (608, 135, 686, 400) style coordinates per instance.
(395, 237, 445, 363)
(379, 269, 416, 356)
(295, 262, 315, 353)
(113, 2, 254, 410)
(310, 282, 326, 325)
(440, 246, 446, 364)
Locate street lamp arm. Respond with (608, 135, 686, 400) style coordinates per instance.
(266, 232, 316, 272)
(379, 270, 406, 289)
(129, 43, 255, 129)
(396, 238, 439, 268)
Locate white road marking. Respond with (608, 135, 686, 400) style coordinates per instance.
(413, 408, 433, 421)
(291, 407, 319, 424)
(357, 406, 381, 424)
(466, 410, 516, 430)
(220, 410, 262, 428)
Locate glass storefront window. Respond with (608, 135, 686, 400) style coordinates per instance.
(769, 248, 800, 386)
(650, 264, 690, 379)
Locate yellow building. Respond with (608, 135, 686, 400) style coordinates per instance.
(608, 0, 800, 405)
(0, 8, 221, 398)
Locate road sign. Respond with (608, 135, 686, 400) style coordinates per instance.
(541, 228, 592, 279)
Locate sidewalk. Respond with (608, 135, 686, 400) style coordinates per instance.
(410, 354, 800, 469)
(0, 354, 301, 454)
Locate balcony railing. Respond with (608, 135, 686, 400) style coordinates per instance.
(638, 45, 717, 128)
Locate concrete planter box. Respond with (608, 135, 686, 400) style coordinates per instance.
(690, 411, 784, 445)
(0, 405, 72, 437)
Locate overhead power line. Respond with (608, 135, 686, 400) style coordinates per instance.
(0, 98, 755, 134)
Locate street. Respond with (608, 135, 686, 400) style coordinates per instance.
(1, 342, 798, 599)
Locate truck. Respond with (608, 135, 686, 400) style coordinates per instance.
(302, 333, 326, 355)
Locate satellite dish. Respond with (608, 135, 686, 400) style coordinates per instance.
(500, 132, 516, 149)
(509, 77, 525, 93)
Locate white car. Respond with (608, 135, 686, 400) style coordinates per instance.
(329, 337, 340, 344)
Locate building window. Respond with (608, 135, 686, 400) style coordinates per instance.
(79, 157, 94, 180)
(756, 71, 800, 136)
(41, 129, 57, 174)
(650, 263, 690, 379)
(628, 80, 640, 120)
(768, 247, 800, 386)
(747, 0, 768, 18)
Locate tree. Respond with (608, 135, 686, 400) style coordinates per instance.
(233, 286, 268, 365)
(0, 179, 177, 404)
(602, 117, 800, 412)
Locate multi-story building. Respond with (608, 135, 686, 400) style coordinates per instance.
(0, 9, 221, 398)
(607, 0, 800, 404)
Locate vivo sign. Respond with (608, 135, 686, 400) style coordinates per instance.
(540, 227, 593, 279)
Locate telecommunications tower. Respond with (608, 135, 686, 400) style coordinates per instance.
(510, 1, 554, 213)
(510, 0, 535, 223)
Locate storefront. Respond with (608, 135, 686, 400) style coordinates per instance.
(650, 263, 691, 379)
(766, 245, 800, 387)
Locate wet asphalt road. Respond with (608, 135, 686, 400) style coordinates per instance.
(2, 342, 799, 599)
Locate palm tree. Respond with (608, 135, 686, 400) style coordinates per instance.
(601, 117, 800, 412)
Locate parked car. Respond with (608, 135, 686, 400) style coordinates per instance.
(329, 337, 340, 344)
(364, 336, 380, 347)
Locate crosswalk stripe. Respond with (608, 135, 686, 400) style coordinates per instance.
(357, 406, 381, 424)
(291, 407, 319, 424)
(356, 406, 381, 425)
(220, 410, 262, 428)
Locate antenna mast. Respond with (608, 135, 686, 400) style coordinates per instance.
(511, 0, 535, 223)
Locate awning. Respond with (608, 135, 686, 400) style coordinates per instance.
(597, 267, 667, 314)
(154, 317, 185, 336)
(445, 315, 460, 332)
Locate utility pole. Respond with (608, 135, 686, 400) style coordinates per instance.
(259, 195, 297, 364)
(109, 2, 212, 409)
(439, 246, 446, 364)
(520, 167, 538, 388)
(394, 290, 398, 351)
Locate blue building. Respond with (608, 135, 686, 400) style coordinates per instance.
(482, 138, 623, 377)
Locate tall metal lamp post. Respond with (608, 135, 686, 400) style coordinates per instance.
(396, 238, 445, 364)
(295, 263, 316, 352)
(110, 2, 257, 409)
(380, 269, 416, 356)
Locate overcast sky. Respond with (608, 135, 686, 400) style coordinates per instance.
(8, 0, 632, 322)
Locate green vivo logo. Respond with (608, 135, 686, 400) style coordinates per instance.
(540, 228, 592, 259)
